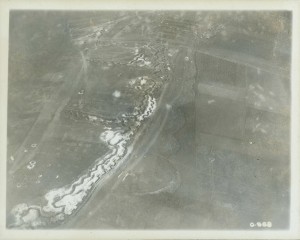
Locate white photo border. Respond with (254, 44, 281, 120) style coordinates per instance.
(0, 0, 299, 239)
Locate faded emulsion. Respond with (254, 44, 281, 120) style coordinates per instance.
(7, 11, 291, 229)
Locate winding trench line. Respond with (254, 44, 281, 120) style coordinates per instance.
(9, 15, 174, 229)
(9, 81, 158, 229)
(9, 43, 170, 231)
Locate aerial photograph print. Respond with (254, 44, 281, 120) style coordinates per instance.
(1, 3, 298, 239)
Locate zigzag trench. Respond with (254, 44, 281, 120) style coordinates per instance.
(9, 16, 172, 229)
